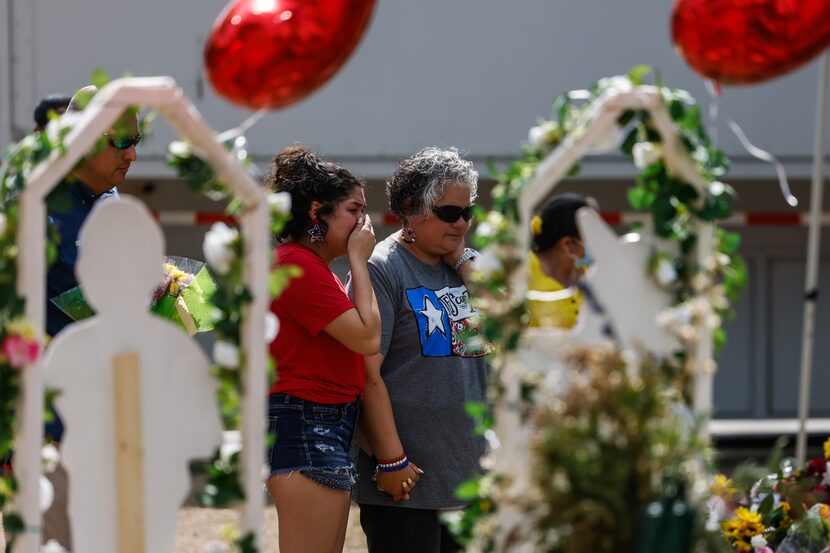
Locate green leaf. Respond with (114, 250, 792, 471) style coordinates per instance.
(455, 478, 481, 500)
(269, 265, 303, 297)
(628, 65, 652, 86)
(627, 186, 655, 211)
(464, 401, 488, 419)
(91, 67, 111, 89)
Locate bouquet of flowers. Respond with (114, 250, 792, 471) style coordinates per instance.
(709, 438, 830, 552)
(51, 256, 216, 336)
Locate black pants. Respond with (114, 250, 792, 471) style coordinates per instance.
(358, 503, 462, 553)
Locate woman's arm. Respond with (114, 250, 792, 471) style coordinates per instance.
(360, 353, 422, 501)
(323, 215, 381, 355)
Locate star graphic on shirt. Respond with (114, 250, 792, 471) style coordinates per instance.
(420, 296, 446, 337)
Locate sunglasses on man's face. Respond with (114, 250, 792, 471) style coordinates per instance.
(105, 132, 142, 150)
(431, 204, 474, 223)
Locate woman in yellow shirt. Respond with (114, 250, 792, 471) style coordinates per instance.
(527, 193, 597, 329)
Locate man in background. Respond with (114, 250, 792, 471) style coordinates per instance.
(33, 94, 72, 132)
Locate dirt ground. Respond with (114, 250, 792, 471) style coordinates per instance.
(1, 505, 369, 552)
(174, 505, 369, 553)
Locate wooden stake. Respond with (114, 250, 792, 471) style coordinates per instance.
(113, 351, 145, 553)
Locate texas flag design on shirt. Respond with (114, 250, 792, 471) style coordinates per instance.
(405, 285, 489, 358)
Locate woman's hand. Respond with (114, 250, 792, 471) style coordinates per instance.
(376, 462, 423, 502)
(348, 214, 376, 263)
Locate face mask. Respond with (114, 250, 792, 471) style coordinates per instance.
(575, 248, 592, 269)
(567, 240, 592, 269)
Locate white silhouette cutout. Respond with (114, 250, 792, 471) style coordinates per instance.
(42, 196, 222, 553)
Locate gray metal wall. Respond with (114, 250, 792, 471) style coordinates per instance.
(2, 0, 829, 421)
(2, 0, 828, 179)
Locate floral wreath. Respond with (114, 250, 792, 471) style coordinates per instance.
(450, 66, 749, 552)
(0, 72, 296, 552)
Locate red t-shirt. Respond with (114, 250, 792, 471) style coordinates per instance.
(269, 243, 365, 403)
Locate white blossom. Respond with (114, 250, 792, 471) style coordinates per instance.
(750, 534, 768, 549)
(475, 246, 503, 279)
(213, 340, 240, 368)
(265, 312, 280, 343)
(632, 142, 663, 170)
(709, 181, 727, 196)
(40, 475, 54, 512)
(655, 257, 677, 287)
(203, 222, 238, 275)
(168, 140, 191, 158)
(527, 121, 559, 150)
(598, 75, 633, 93)
(41, 443, 61, 473)
(476, 222, 496, 239)
(267, 191, 292, 215)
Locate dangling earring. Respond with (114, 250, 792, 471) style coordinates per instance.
(401, 220, 416, 244)
(308, 218, 326, 243)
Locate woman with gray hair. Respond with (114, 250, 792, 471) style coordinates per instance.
(349, 147, 490, 553)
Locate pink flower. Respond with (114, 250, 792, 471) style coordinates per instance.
(3, 334, 41, 369)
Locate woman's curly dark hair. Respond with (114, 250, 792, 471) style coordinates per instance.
(264, 144, 363, 242)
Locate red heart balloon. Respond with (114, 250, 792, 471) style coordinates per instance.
(205, 0, 376, 109)
(672, 0, 830, 85)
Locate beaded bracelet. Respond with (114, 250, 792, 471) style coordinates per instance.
(376, 455, 409, 473)
(377, 453, 406, 465)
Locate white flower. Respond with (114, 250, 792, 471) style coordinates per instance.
(476, 222, 496, 239)
(40, 475, 54, 512)
(475, 246, 503, 279)
(597, 75, 633, 93)
(265, 312, 280, 343)
(40, 539, 68, 553)
(632, 142, 663, 170)
(41, 443, 61, 473)
(213, 340, 240, 368)
(168, 140, 191, 158)
(267, 192, 292, 215)
(220, 431, 243, 465)
(0, 212, 7, 237)
(655, 257, 677, 287)
(202, 541, 231, 553)
(527, 121, 559, 150)
(709, 180, 727, 196)
(750, 534, 767, 548)
(203, 222, 238, 275)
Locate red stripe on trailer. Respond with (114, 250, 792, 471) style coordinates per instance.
(195, 213, 237, 226)
(601, 212, 622, 225)
(153, 210, 827, 227)
(745, 212, 802, 226)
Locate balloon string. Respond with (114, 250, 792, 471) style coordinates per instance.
(216, 109, 267, 143)
(702, 79, 796, 207)
(727, 119, 799, 207)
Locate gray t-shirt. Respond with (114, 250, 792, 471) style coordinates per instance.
(350, 234, 490, 509)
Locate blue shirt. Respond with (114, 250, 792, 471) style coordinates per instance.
(46, 180, 118, 336)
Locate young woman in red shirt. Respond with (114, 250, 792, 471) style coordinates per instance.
(265, 145, 384, 553)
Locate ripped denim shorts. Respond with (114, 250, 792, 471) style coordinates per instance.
(266, 392, 358, 491)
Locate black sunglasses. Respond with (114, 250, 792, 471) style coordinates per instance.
(105, 132, 143, 150)
(432, 204, 474, 223)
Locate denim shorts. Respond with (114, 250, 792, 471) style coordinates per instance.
(266, 392, 358, 491)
